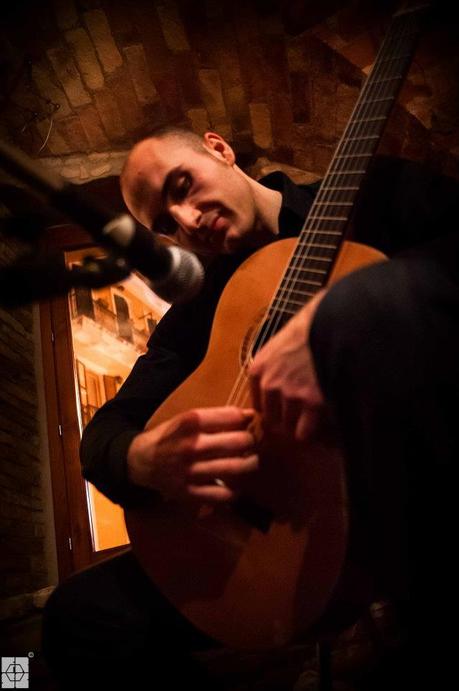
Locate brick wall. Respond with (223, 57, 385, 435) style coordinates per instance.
(0, 210, 57, 624)
(0, 1, 457, 176)
(39, 148, 128, 184)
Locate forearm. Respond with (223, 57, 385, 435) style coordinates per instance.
(80, 410, 156, 508)
(79, 339, 191, 507)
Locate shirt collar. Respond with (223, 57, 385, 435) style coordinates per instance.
(204, 171, 319, 284)
(258, 171, 319, 238)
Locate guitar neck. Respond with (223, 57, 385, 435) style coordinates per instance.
(270, 3, 429, 326)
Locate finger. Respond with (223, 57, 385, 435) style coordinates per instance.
(181, 406, 255, 433)
(186, 483, 238, 503)
(295, 410, 320, 442)
(282, 396, 304, 434)
(261, 386, 282, 429)
(191, 430, 256, 459)
(249, 372, 262, 412)
(188, 454, 259, 479)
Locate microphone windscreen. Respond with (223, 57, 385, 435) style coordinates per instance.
(152, 246, 204, 303)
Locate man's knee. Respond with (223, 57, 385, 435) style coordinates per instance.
(310, 256, 457, 397)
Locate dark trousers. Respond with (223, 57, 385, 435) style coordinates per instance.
(42, 550, 221, 690)
(44, 252, 458, 689)
(311, 253, 459, 687)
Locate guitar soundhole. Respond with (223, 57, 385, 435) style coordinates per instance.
(234, 496, 273, 533)
(250, 319, 268, 358)
(250, 313, 291, 359)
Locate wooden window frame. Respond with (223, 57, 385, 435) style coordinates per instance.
(40, 224, 128, 581)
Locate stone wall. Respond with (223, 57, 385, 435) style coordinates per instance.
(39, 149, 128, 184)
(1, 1, 457, 177)
(0, 216, 58, 626)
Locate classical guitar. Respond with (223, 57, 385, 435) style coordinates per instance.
(125, 3, 429, 650)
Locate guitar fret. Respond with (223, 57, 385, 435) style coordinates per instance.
(364, 96, 394, 104)
(291, 293, 318, 304)
(343, 134, 380, 142)
(301, 230, 342, 237)
(335, 153, 371, 159)
(307, 215, 348, 222)
(353, 116, 386, 124)
(294, 274, 325, 284)
(307, 243, 338, 250)
(313, 201, 354, 206)
(283, 298, 309, 308)
(331, 168, 369, 175)
(300, 254, 332, 263)
(300, 279, 322, 287)
(333, 155, 364, 163)
(380, 53, 413, 62)
(272, 305, 304, 316)
(275, 295, 316, 309)
(288, 274, 328, 285)
(283, 272, 328, 285)
(276, 285, 318, 297)
(372, 74, 403, 83)
(294, 268, 327, 276)
(278, 282, 321, 295)
(329, 170, 366, 175)
(321, 186, 359, 191)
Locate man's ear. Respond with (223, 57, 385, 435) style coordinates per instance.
(203, 132, 235, 165)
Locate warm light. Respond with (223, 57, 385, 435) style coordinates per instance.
(66, 249, 170, 551)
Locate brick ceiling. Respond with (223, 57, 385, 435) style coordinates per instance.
(0, 0, 458, 179)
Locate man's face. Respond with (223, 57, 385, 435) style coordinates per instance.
(121, 135, 258, 256)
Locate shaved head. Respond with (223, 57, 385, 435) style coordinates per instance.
(119, 129, 281, 256)
(120, 127, 210, 210)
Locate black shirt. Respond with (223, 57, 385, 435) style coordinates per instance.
(80, 157, 459, 507)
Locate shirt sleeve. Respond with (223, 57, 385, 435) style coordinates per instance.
(80, 301, 201, 508)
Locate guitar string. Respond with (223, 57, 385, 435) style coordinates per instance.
(227, 12, 414, 410)
(227, 11, 417, 410)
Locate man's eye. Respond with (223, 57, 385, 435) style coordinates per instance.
(174, 174, 191, 200)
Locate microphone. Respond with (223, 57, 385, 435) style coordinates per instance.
(99, 212, 204, 304)
(0, 140, 204, 303)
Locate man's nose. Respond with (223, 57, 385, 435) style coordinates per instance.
(170, 203, 202, 235)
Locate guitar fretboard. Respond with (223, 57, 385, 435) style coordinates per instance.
(263, 4, 429, 338)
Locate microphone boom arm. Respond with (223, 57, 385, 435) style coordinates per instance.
(0, 139, 204, 305)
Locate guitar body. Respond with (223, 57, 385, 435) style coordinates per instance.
(125, 239, 386, 650)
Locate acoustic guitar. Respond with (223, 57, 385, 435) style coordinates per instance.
(126, 2, 429, 650)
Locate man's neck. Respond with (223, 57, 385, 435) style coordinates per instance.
(247, 175, 283, 247)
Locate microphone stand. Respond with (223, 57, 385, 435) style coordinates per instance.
(0, 139, 204, 306)
(0, 249, 132, 308)
(0, 140, 134, 307)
